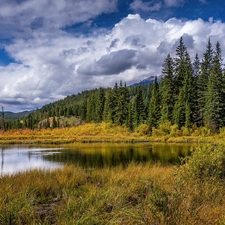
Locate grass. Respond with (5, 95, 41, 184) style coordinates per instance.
(1, 159, 225, 224)
(1, 122, 224, 144)
(2, 123, 225, 224)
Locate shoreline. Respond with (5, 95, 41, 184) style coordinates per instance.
(0, 135, 215, 145)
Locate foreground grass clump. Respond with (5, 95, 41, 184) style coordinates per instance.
(2, 144, 225, 225)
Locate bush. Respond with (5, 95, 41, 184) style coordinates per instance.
(158, 120, 171, 135)
(169, 124, 179, 137)
(151, 127, 167, 136)
(135, 124, 150, 136)
(182, 144, 225, 180)
(181, 126, 190, 136)
(191, 126, 210, 137)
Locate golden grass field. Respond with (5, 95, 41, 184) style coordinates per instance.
(0, 122, 224, 144)
(1, 123, 225, 224)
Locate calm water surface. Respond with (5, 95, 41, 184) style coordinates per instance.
(0, 143, 196, 176)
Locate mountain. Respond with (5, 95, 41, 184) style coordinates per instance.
(130, 75, 164, 87)
(0, 111, 32, 120)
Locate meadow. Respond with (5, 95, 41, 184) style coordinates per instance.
(1, 123, 225, 224)
(1, 144, 225, 224)
(0, 121, 224, 144)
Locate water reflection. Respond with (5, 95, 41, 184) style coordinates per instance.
(0, 143, 194, 175)
(45, 143, 192, 168)
(0, 146, 63, 176)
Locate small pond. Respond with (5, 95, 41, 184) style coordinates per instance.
(0, 143, 196, 176)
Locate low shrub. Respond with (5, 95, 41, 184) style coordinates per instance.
(134, 124, 150, 136)
(181, 144, 225, 180)
(159, 120, 171, 135)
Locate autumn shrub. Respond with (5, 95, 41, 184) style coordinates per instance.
(181, 126, 190, 136)
(169, 124, 179, 137)
(134, 124, 150, 136)
(158, 120, 171, 135)
(191, 126, 210, 137)
(151, 127, 167, 136)
(219, 127, 225, 136)
(181, 144, 225, 180)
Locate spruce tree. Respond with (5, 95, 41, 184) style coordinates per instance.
(197, 38, 214, 126)
(192, 53, 201, 124)
(95, 87, 105, 122)
(134, 86, 146, 127)
(147, 77, 161, 128)
(86, 91, 96, 122)
(182, 51, 194, 127)
(160, 54, 175, 123)
(174, 37, 187, 89)
(103, 89, 113, 123)
(114, 81, 129, 126)
(204, 42, 224, 132)
(126, 99, 135, 131)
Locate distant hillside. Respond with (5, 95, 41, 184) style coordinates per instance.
(130, 75, 163, 87)
(0, 111, 32, 121)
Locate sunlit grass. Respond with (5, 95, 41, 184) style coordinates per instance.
(1, 122, 225, 144)
(1, 155, 225, 224)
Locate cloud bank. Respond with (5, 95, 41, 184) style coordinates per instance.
(1, 2, 225, 111)
(0, 0, 117, 39)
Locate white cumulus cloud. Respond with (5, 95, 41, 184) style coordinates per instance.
(2, 13, 225, 111)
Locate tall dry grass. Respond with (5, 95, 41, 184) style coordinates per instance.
(1, 121, 224, 144)
(1, 144, 225, 225)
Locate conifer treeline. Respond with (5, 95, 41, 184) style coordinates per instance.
(3, 37, 225, 133)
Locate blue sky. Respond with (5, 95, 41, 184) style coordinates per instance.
(0, 0, 225, 112)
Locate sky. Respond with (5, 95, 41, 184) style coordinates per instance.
(1, 0, 225, 112)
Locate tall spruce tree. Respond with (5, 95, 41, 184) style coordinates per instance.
(147, 77, 161, 128)
(183, 51, 194, 127)
(103, 89, 113, 123)
(86, 91, 96, 122)
(134, 86, 146, 127)
(173, 88, 185, 127)
(197, 38, 214, 126)
(204, 42, 224, 132)
(174, 37, 187, 89)
(160, 54, 175, 123)
(95, 87, 105, 122)
(192, 53, 201, 124)
(114, 81, 129, 126)
(126, 99, 135, 131)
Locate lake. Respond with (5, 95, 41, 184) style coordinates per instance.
(0, 143, 195, 176)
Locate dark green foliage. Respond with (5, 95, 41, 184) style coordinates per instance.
(95, 88, 105, 122)
(147, 77, 161, 128)
(173, 88, 185, 128)
(114, 81, 129, 126)
(192, 53, 201, 124)
(52, 116, 58, 129)
(174, 37, 187, 89)
(197, 39, 214, 126)
(134, 86, 146, 127)
(103, 89, 113, 122)
(160, 54, 175, 122)
(204, 42, 224, 132)
(126, 100, 135, 131)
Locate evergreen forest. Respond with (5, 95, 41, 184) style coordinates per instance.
(2, 37, 225, 134)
